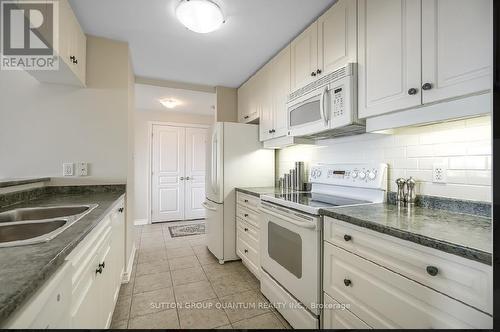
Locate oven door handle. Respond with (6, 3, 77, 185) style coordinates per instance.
(260, 206, 316, 229)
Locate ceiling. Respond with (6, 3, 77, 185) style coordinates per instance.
(69, 0, 335, 88)
(135, 83, 216, 115)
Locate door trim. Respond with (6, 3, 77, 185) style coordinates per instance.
(147, 121, 210, 225)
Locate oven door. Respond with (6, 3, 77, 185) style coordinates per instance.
(287, 85, 330, 137)
(260, 202, 321, 314)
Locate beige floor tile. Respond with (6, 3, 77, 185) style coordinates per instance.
(164, 238, 192, 249)
(195, 251, 219, 265)
(166, 246, 195, 259)
(202, 262, 244, 280)
(215, 324, 233, 329)
(130, 288, 176, 318)
(219, 290, 271, 323)
(178, 298, 230, 329)
(188, 237, 207, 246)
(137, 250, 167, 264)
(210, 273, 252, 298)
(136, 260, 170, 277)
(272, 310, 292, 329)
(128, 309, 180, 329)
(192, 244, 210, 255)
(110, 319, 128, 329)
(169, 255, 201, 271)
(133, 272, 172, 294)
(238, 268, 260, 290)
(173, 280, 216, 303)
(171, 266, 207, 286)
(232, 312, 284, 329)
(111, 295, 131, 322)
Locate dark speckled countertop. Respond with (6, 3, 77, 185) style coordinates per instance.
(0, 177, 50, 188)
(0, 188, 126, 325)
(320, 204, 492, 265)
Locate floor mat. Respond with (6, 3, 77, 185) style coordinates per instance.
(167, 222, 205, 238)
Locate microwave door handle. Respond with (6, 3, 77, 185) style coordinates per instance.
(320, 86, 329, 126)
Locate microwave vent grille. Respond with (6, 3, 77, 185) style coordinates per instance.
(288, 63, 355, 102)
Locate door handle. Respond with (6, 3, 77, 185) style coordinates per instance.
(202, 201, 217, 211)
(180, 177, 185, 180)
(319, 86, 329, 126)
(185, 176, 191, 180)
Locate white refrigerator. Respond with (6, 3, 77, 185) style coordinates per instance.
(203, 122, 275, 263)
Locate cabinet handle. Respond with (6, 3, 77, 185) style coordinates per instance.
(70, 55, 75, 62)
(316, 69, 322, 75)
(268, 130, 272, 134)
(185, 176, 191, 180)
(311, 72, 317, 77)
(422, 83, 433, 90)
(180, 177, 185, 180)
(244, 199, 249, 203)
(96, 266, 103, 274)
(118, 207, 124, 213)
(74, 59, 78, 64)
(244, 115, 249, 119)
(99, 261, 105, 269)
(426, 266, 439, 276)
(408, 88, 418, 95)
(343, 279, 352, 287)
(244, 249, 248, 253)
(244, 214, 249, 217)
(244, 228, 248, 232)
(343, 234, 352, 242)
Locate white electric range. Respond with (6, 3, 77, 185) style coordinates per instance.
(259, 163, 388, 329)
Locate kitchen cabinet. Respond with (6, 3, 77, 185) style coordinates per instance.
(236, 192, 261, 279)
(28, 0, 87, 87)
(3, 198, 125, 329)
(358, 0, 492, 119)
(291, 0, 357, 92)
(238, 75, 259, 123)
(322, 217, 492, 329)
(259, 46, 290, 141)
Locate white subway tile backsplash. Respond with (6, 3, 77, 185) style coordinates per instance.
(277, 116, 491, 202)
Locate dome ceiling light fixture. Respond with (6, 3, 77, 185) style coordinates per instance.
(159, 98, 181, 109)
(175, 0, 225, 34)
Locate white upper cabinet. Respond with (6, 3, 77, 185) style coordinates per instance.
(358, 0, 492, 119)
(318, 0, 357, 76)
(358, 0, 422, 118)
(291, 22, 318, 91)
(421, 0, 492, 104)
(238, 75, 259, 123)
(258, 64, 273, 141)
(270, 45, 291, 138)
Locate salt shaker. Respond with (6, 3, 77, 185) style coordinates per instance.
(396, 178, 407, 203)
(405, 177, 416, 204)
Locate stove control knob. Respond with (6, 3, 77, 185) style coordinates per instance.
(316, 170, 322, 177)
(351, 171, 358, 179)
(359, 171, 366, 180)
(368, 171, 376, 180)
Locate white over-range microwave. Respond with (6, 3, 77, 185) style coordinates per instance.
(287, 63, 365, 139)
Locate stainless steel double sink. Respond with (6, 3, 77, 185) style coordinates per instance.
(0, 204, 98, 247)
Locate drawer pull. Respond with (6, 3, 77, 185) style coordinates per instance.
(426, 266, 439, 276)
(343, 279, 352, 287)
(343, 234, 352, 241)
(118, 207, 124, 213)
(244, 228, 248, 232)
(244, 199, 249, 203)
(244, 214, 249, 217)
(244, 249, 248, 254)
(96, 266, 103, 274)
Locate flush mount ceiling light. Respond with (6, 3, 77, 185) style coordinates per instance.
(176, 0, 225, 34)
(159, 98, 181, 109)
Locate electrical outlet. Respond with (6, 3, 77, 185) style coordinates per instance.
(63, 163, 74, 176)
(432, 163, 447, 183)
(78, 162, 88, 176)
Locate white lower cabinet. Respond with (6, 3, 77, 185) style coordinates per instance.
(4, 197, 125, 329)
(322, 217, 492, 329)
(236, 192, 261, 279)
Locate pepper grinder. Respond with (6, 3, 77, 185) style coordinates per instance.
(396, 178, 407, 204)
(405, 177, 416, 205)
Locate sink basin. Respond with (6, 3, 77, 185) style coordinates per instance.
(0, 204, 98, 247)
(0, 206, 90, 223)
(0, 220, 67, 243)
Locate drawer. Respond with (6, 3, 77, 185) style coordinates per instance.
(324, 217, 492, 314)
(237, 217, 259, 244)
(323, 293, 371, 329)
(237, 228, 259, 277)
(236, 205, 260, 229)
(236, 192, 260, 212)
(323, 242, 492, 329)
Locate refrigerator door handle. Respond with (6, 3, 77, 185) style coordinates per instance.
(202, 201, 217, 211)
(211, 131, 218, 195)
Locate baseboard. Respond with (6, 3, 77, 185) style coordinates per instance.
(134, 219, 148, 226)
(121, 243, 136, 283)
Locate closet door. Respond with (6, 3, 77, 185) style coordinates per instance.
(184, 127, 208, 220)
(151, 125, 185, 222)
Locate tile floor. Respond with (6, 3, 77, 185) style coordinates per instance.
(111, 221, 291, 329)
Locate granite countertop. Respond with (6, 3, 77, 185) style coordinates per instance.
(320, 203, 492, 265)
(236, 187, 294, 197)
(0, 178, 50, 188)
(0, 189, 126, 324)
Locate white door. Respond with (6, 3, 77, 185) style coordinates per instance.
(421, 0, 492, 104)
(270, 45, 291, 138)
(291, 22, 319, 92)
(184, 127, 208, 220)
(357, 0, 422, 118)
(152, 125, 185, 222)
(318, 0, 357, 76)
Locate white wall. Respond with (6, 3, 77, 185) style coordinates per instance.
(133, 108, 214, 223)
(0, 36, 130, 185)
(277, 116, 492, 202)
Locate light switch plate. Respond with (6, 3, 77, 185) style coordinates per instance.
(78, 162, 88, 176)
(63, 163, 74, 176)
(432, 163, 447, 183)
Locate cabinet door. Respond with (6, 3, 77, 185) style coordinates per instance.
(290, 22, 318, 92)
(258, 66, 274, 141)
(323, 293, 371, 329)
(270, 46, 291, 138)
(237, 81, 250, 123)
(421, 0, 492, 104)
(318, 0, 357, 76)
(358, 0, 422, 118)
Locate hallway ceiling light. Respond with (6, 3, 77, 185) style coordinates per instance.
(159, 98, 181, 109)
(176, 0, 225, 34)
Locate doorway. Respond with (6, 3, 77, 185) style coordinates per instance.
(150, 124, 208, 223)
